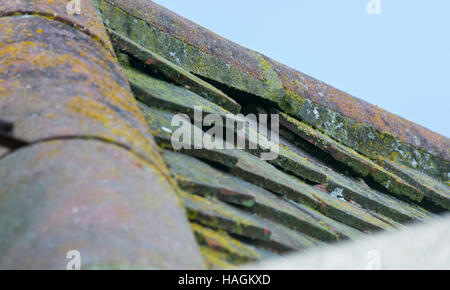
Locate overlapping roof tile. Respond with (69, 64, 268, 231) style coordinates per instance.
(0, 0, 204, 269)
(95, 0, 449, 181)
(0, 0, 448, 269)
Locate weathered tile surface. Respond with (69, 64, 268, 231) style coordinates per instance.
(107, 28, 240, 114)
(191, 223, 260, 263)
(164, 151, 340, 242)
(379, 158, 450, 210)
(0, 0, 205, 270)
(138, 102, 407, 233)
(277, 110, 425, 202)
(2, 0, 442, 270)
(0, 16, 162, 167)
(182, 192, 323, 252)
(138, 103, 241, 168)
(1, 0, 114, 53)
(0, 140, 204, 269)
(241, 125, 434, 224)
(123, 65, 231, 118)
(95, 0, 450, 180)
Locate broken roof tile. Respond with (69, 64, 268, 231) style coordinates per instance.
(129, 70, 425, 226)
(107, 28, 240, 114)
(124, 64, 231, 118)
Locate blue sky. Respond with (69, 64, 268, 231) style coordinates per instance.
(153, 0, 450, 137)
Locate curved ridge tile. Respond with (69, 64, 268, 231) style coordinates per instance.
(0, 0, 114, 53)
(0, 1, 204, 269)
(0, 15, 162, 167)
(0, 140, 204, 269)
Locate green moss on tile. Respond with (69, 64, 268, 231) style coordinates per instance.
(278, 111, 424, 202)
(191, 223, 260, 264)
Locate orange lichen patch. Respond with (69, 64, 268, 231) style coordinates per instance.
(314, 184, 329, 193)
(0, 0, 114, 54)
(0, 49, 143, 132)
(0, 1, 203, 269)
(0, 40, 37, 61)
(191, 223, 260, 264)
(0, 79, 17, 105)
(198, 246, 236, 270)
(269, 58, 450, 161)
(67, 97, 136, 139)
(0, 15, 175, 183)
(65, 96, 162, 164)
(1, 17, 128, 109)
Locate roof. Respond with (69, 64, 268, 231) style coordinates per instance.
(0, 0, 448, 269)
